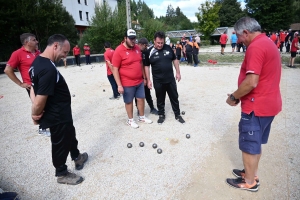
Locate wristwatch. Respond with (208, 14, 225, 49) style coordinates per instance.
(230, 94, 240, 104)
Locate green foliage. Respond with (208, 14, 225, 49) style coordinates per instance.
(195, 1, 222, 40)
(79, 2, 127, 53)
(139, 19, 166, 41)
(216, 0, 245, 27)
(164, 5, 194, 30)
(245, 0, 294, 31)
(130, 0, 154, 26)
(0, 0, 77, 61)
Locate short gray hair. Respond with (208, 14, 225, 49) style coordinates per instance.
(234, 17, 261, 35)
(20, 33, 36, 45)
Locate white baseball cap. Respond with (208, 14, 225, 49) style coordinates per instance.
(126, 29, 136, 39)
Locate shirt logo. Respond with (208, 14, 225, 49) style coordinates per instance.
(126, 52, 129, 55)
(136, 50, 139, 54)
(155, 52, 158, 55)
(27, 55, 31, 58)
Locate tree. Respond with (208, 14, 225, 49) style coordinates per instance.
(245, 0, 294, 31)
(0, 0, 77, 61)
(195, 1, 222, 40)
(216, 0, 245, 27)
(139, 19, 166, 41)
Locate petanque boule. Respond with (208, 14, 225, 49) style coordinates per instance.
(139, 142, 144, 147)
(127, 143, 132, 148)
(186, 134, 190, 139)
(103, 89, 105, 92)
(181, 111, 185, 115)
(157, 148, 162, 154)
(72, 94, 75, 97)
(152, 143, 157, 149)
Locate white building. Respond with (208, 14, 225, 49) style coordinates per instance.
(62, 0, 117, 37)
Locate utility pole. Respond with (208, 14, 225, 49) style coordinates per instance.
(125, 0, 132, 29)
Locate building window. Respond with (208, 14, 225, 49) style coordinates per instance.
(79, 11, 82, 21)
(86, 12, 89, 21)
(78, 0, 80, 4)
(84, 0, 87, 5)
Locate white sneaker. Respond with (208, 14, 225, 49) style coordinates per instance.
(38, 129, 51, 137)
(127, 119, 139, 129)
(138, 116, 153, 124)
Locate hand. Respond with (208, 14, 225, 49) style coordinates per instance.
(176, 73, 181, 82)
(226, 94, 239, 106)
(118, 86, 124, 94)
(20, 83, 31, 90)
(147, 81, 152, 90)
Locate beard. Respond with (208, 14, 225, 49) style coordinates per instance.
(125, 39, 134, 48)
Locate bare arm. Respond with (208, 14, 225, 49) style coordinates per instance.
(112, 66, 124, 94)
(173, 59, 181, 82)
(145, 65, 152, 89)
(4, 65, 31, 90)
(31, 94, 48, 124)
(226, 73, 259, 106)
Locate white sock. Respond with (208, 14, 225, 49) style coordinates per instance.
(128, 118, 133, 121)
(139, 115, 145, 119)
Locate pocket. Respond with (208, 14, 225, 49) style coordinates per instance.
(239, 125, 260, 142)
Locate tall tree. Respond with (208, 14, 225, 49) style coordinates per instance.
(0, 0, 77, 61)
(216, 0, 245, 27)
(195, 0, 222, 40)
(245, 0, 294, 31)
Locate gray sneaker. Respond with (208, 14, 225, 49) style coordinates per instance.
(74, 152, 88, 170)
(57, 171, 84, 185)
(38, 129, 51, 137)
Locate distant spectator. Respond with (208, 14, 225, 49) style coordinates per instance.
(279, 29, 286, 52)
(83, 43, 91, 65)
(219, 31, 228, 55)
(192, 39, 200, 67)
(286, 29, 294, 53)
(185, 39, 193, 65)
(165, 34, 170, 45)
(288, 32, 299, 68)
(231, 31, 238, 53)
(195, 34, 201, 47)
(73, 45, 81, 66)
(175, 41, 182, 61)
(270, 32, 277, 44)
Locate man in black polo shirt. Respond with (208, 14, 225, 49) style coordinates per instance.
(144, 31, 185, 124)
(30, 34, 88, 185)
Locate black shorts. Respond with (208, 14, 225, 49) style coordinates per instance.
(176, 55, 181, 60)
(291, 52, 297, 58)
(221, 44, 226, 48)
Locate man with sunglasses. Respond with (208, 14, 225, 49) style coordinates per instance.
(112, 29, 153, 129)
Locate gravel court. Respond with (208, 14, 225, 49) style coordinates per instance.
(0, 61, 299, 199)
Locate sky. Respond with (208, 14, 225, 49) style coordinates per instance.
(142, 0, 246, 23)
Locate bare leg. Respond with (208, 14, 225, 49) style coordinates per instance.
(291, 57, 295, 66)
(136, 98, 145, 116)
(242, 151, 259, 185)
(125, 102, 133, 119)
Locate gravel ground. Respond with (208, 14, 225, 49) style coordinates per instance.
(0, 53, 299, 199)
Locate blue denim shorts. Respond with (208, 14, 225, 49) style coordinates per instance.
(238, 112, 274, 155)
(123, 82, 145, 104)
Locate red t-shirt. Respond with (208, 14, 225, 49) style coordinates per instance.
(219, 34, 228, 44)
(83, 45, 90, 55)
(291, 37, 299, 52)
(7, 46, 40, 84)
(112, 44, 143, 87)
(270, 34, 277, 42)
(73, 47, 80, 55)
(104, 48, 114, 75)
(279, 32, 286, 42)
(238, 34, 282, 116)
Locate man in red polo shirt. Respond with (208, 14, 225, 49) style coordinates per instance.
(73, 45, 81, 66)
(112, 29, 152, 129)
(219, 31, 228, 55)
(279, 29, 286, 52)
(226, 17, 282, 192)
(83, 43, 91, 65)
(288, 32, 299, 68)
(4, 33, 50, 136)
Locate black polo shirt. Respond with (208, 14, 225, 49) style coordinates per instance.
(144, 44, 176, 83)
(29, 56, 72, 128)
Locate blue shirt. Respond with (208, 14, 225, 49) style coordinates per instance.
(231, 34, 237, 43)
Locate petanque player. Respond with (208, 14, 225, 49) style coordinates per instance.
(112, 29, 153, 129)
(4, 33, 50, 137)
(29, 34, 88, 185)
(144, 31, 185, 125)
(225, 17, 282, 192)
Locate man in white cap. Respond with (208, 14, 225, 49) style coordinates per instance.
(111, 29, 152, 128)
(84, 43, 91, 65)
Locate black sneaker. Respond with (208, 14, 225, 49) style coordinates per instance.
(175, 115, 185, 124)
(74, 152, 88, 170)
(157, 115, 165, 124)
(150, 108, 158, 115)
(226, 177, 258, 192)
(232, 169, 260, 186)
(57, 171, 84, 185)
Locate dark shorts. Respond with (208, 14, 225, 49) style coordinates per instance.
(176, 54, 181, 60)
(221, 44, 226, 48)
(231, 43, 236, 48)
(291, 52, 297, 58)
(123, 82, 145, 104)
(238, 112, 274, 155)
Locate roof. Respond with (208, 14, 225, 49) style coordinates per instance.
(290, 23, 300, 31)
(166, 30, 202, 38)
(211, 27, 228, 36)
